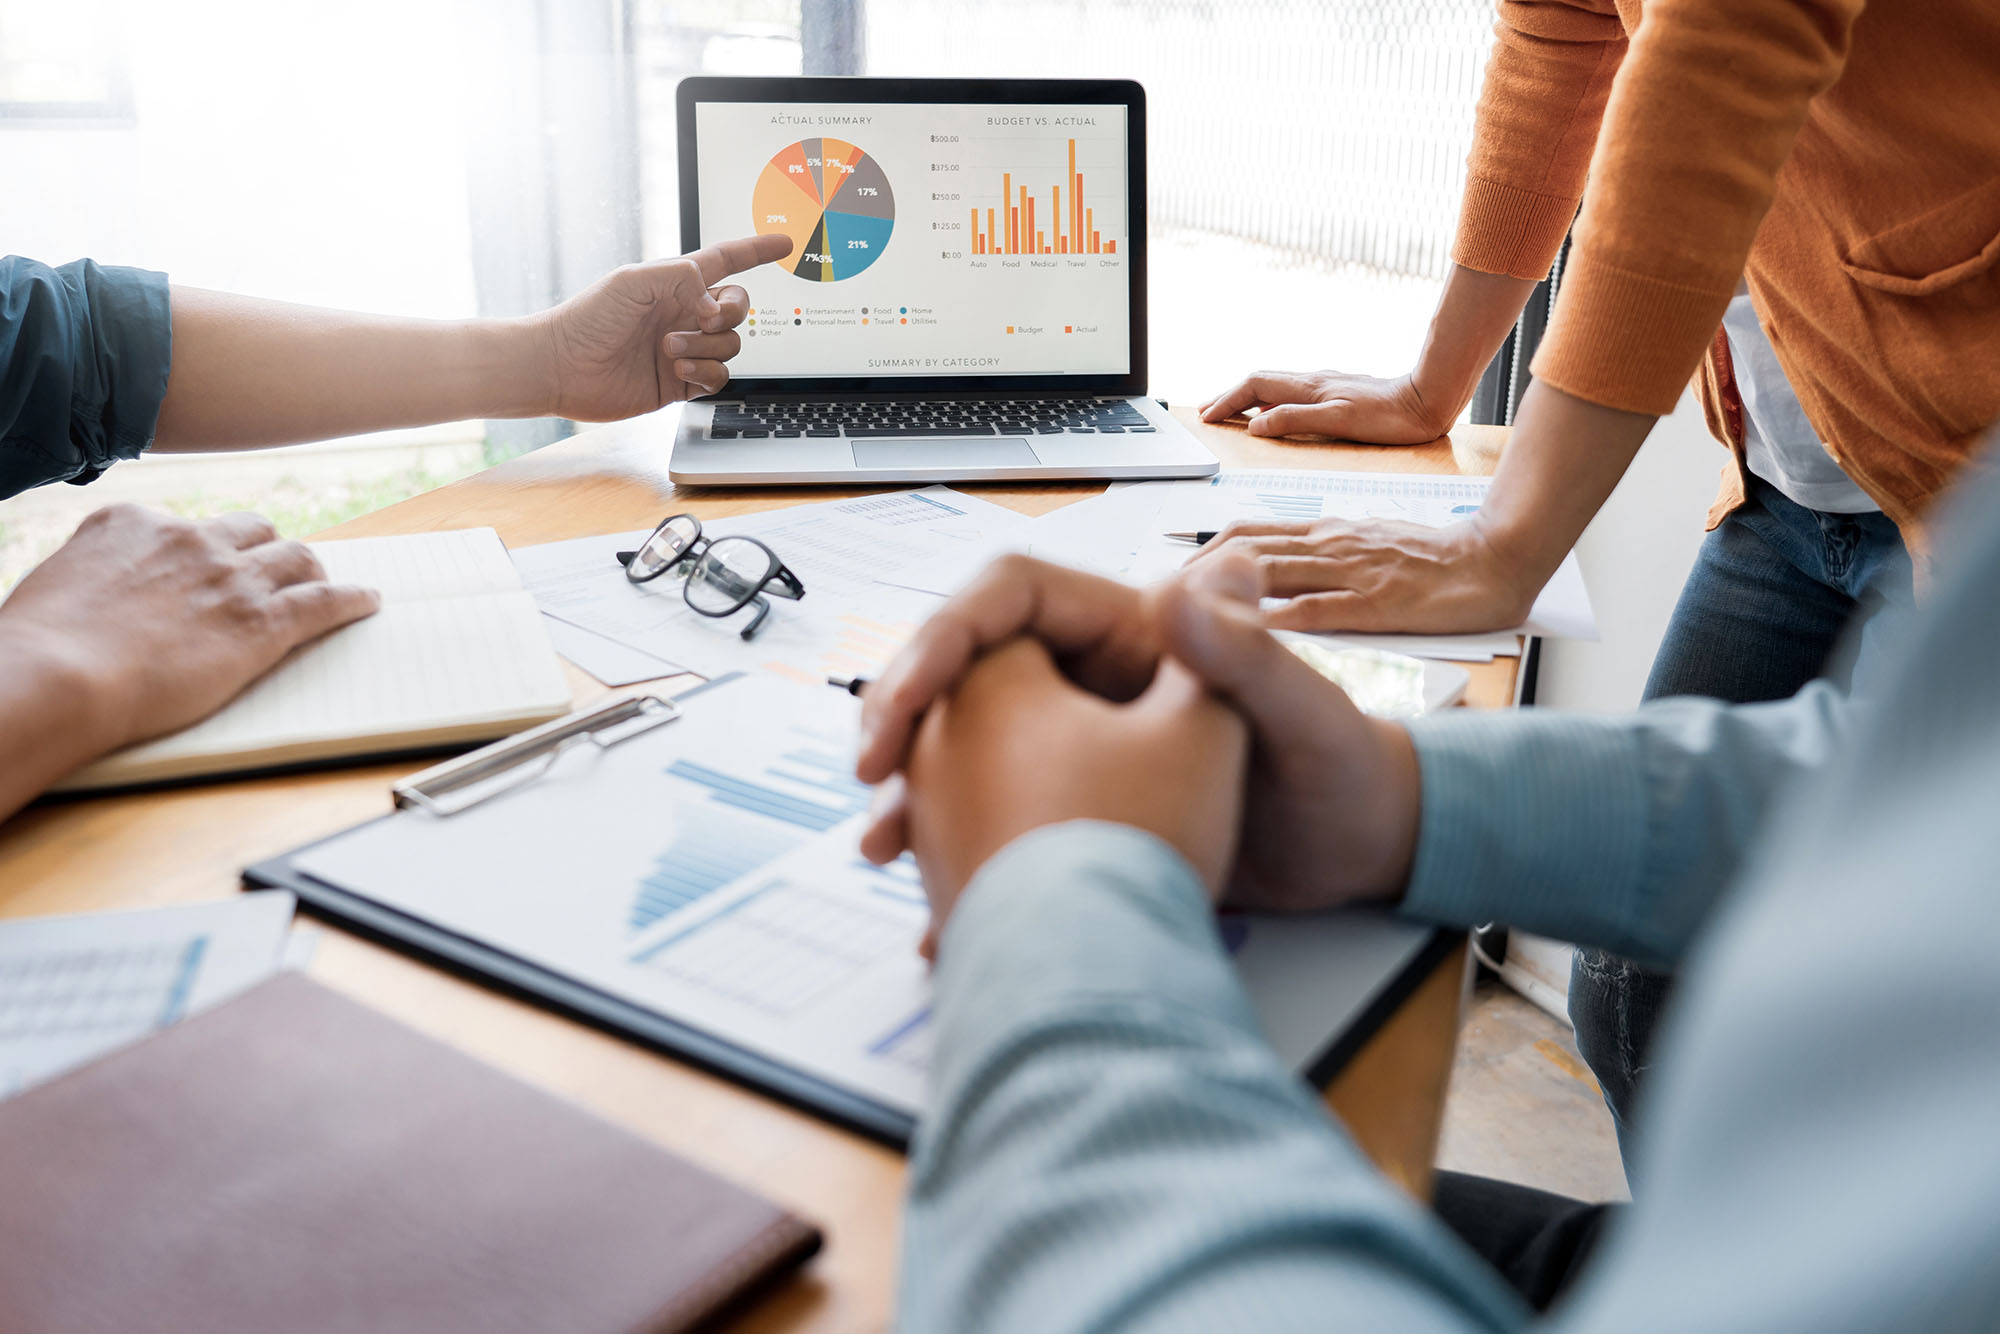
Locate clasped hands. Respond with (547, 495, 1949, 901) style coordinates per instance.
(855, 553, 1426, 956)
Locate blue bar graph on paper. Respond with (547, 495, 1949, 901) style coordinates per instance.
(1254, 493, 1322, 521)
(665, 759, 867, 832)
(632, 817, 794, 931)
(633, 732, 874, 930)
(858, 855, 927, 908)
(154, 935, 208, 1025)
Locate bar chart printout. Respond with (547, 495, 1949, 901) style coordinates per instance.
(969, 137, 1121, 257)
(0, 894, 295, 1097)
(625, 835, 934, 1109)
(630, 727, 873, 931)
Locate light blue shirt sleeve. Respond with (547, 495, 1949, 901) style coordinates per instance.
(900, 459, 2000, 1331)
(901, 820, 1528, 1333)
(1399, 683, 1850, 969)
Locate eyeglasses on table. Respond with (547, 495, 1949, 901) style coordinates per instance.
(615, 514, 806, 640)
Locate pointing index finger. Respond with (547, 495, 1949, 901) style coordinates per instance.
(692, 233, 797, 285)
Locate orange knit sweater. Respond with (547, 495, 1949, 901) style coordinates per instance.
(1454, 0, 2000, 539)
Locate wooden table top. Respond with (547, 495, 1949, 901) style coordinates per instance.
(0, 408, 1512, 1332)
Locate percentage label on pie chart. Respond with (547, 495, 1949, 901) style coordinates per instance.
(753, 137, 894, 282)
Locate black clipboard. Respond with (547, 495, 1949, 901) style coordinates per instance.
(243, 695, 1459, 1150)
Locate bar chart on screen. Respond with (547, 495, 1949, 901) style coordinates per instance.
(962, 135, 1126, 259)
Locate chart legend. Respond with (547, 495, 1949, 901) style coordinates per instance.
(752, 137, 896, 282)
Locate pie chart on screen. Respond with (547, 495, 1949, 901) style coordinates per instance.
(752, 137, 895, 282)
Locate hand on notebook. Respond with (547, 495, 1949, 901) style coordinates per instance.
(537, 233, 796, 420)
(860, 553, 1422, 922)
(899, 636, 1247, 952)
(0, 505, 379, 809)
(1197, 369, 1452, 443)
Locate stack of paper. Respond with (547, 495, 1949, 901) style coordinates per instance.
(0, 893, 296, 1097)
(1026, 470, 1597, 662)
(511, 487, 1031, 687)
(510, 474, 1592, 685)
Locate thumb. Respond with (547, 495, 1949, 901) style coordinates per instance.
(1159, 564, 1343, 739)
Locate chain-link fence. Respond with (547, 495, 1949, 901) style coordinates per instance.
(864, 0, 1494, 280)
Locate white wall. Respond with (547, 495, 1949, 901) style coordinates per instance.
(1534, 389, 1727, 712)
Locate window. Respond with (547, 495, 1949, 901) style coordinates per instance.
(1, 0, 1494, 586)
(0, 2, 134, 123)
(859, 0, 1494, 402)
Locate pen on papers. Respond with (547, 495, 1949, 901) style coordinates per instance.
(827, 674, 870, 697)
(1164, 531, 1219, 546)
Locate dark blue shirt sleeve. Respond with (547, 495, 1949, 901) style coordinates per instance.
(0, 256, 172, 501)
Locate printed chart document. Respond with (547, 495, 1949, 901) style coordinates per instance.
(290, 675, 1434, 1121)
(1030, 471, 1596, 660)
(511, 488, 1029, 685)
(0, 892, 295, 1097)
(59, 529, 573, 791)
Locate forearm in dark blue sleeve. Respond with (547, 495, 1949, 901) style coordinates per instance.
(0, 256, 172, 500)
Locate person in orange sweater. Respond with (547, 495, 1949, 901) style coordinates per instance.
(1195, 0, 1999, 1168)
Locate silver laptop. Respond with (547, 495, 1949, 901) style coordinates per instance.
(670, 76, 1218, 486)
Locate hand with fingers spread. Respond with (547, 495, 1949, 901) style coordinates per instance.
(534, 233, 796, 420)
(899, 637, 1249, 954)
(859, 553, 1424, 928)
(1198, 369, 1453, 443)
(1182, 513, 1539, 635)
(0, 504, 380, 818)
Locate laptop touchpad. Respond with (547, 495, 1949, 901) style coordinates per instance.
(850, 438, 1042, 470)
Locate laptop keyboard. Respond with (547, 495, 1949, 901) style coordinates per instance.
(705, 398, 1157, 440)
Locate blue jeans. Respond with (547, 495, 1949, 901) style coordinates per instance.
(1568, 477, 1912, 1172)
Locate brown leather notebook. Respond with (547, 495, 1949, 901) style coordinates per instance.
(0, 973, 821, 1333)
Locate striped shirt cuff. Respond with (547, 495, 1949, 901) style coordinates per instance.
(1400, 709, 1658, 960)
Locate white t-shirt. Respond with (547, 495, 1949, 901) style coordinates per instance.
(1721, 288, 1878, 514)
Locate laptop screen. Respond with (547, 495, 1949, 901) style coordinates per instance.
(689, 95, 1133, 386)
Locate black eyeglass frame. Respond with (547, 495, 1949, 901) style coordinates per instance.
(615, 514, 806, 640)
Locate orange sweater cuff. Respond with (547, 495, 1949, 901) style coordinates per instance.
(1451, 175, 1582, 282)
(1529, 248, 1735, 417)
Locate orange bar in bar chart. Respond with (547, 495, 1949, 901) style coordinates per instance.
(1051, 185, 1060, 252)
(970, 207, 978, 253)
(1002, 174, 1011, 252)
(1075, 172, 1084, 255)
(1069, 139, 1079, 254)
(1009, 207, 1018, 254)
(1025, 193, 1033, 258)
(988, 207, 997, 254)
(1092, 231, 1101, 253)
